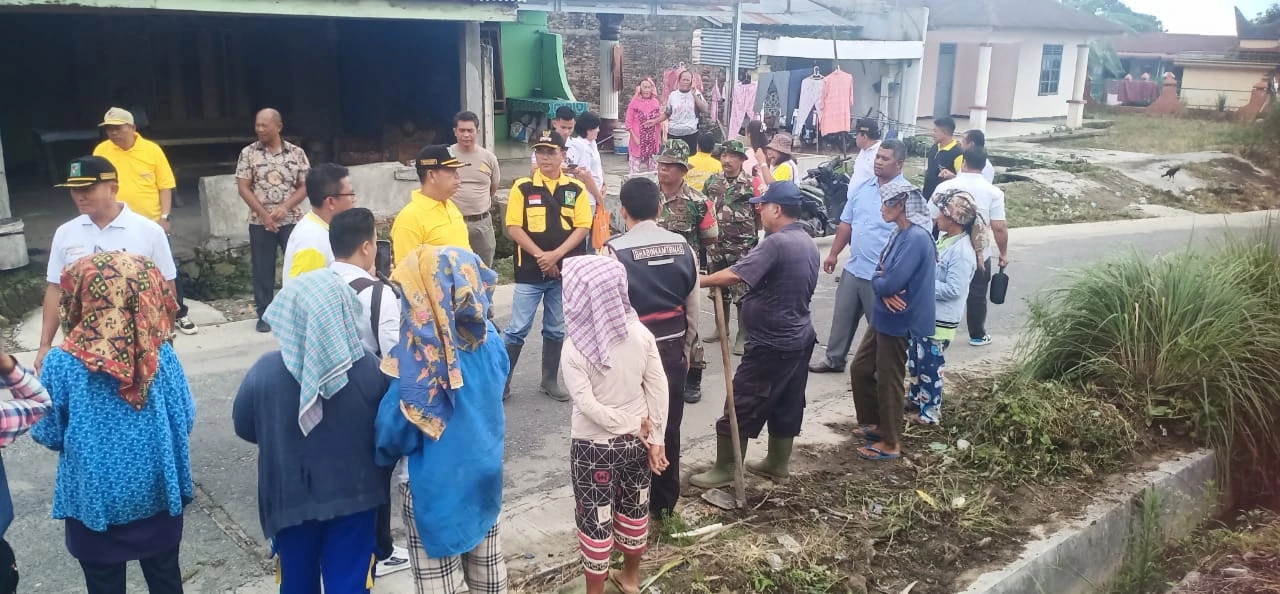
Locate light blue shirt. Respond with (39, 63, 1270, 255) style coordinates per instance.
(840, 175, 901, 280)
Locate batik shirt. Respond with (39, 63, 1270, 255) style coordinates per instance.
(657, 182, 719, 247)
(235, 140, 310, 226)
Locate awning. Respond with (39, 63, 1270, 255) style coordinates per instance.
(0, 0, 519, 21)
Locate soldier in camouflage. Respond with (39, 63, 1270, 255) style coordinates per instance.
(655, 139, 720, 403)
(701, 139, 759, 358)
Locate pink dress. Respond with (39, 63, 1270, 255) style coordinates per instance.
(626, 96, 662, 172)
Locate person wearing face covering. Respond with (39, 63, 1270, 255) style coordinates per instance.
(33, 252, 195, 594)
(375, 246, 510, 593)
(560, 255, 669, 594)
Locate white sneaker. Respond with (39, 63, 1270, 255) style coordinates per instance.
(375, 545, 411, 577)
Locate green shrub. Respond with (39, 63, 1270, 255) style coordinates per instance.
(1018, 233, 1280, 491)
(182, 244, 254, 301)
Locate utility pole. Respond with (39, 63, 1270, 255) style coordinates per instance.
(726, 0, 742, 133)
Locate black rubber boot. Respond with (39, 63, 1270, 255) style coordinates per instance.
(540, 339, 570, 402)
(684, 367, 703, 404)
(503, 343, 522, 401)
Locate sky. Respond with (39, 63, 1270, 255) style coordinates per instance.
(1121, 0, 1273, 35)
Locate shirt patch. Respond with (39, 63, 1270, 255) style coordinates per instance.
(563, 191, 578, 207)
(479, 164, 491, 174)
(528, 194, 543, 206)
(632, 243, 687, 260)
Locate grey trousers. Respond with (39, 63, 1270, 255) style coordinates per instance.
(822, 271, 876, 368)
(466, 215, 497, 268)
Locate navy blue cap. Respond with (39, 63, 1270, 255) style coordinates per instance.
(749, 181, 805, 206)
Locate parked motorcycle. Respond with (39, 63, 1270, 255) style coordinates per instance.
(802, 154, 854, 227)
(796, 189, 833, 238)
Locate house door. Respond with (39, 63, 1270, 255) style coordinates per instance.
(933, 43, 957, 119)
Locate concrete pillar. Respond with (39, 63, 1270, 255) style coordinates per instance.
(0, 130, 30, 271)
(969, 42, 993, 132)
(598, 14, 623, 150)
(1066, 43, 1091, 128)
(879, 74, 892, 123)
(899, 58, 925, 131)
(460, 22, 486, 145)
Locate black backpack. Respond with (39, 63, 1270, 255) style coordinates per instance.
(347, 276, 402, 358)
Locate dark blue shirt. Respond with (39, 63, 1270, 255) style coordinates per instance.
(872, 224, 937, 338)
(731, 222, 820, 351)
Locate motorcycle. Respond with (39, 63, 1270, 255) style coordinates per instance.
(802, 154, 854, 232)
(797, 190, 833, 238)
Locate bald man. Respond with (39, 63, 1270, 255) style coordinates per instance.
(236, 108, 312, 332)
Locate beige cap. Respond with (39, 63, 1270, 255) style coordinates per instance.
(98, 107, 134, 127)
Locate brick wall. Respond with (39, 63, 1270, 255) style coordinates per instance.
(549, 13, 710, 110)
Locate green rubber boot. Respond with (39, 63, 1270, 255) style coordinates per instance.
(690, 435, 747, 489)
(502, 342, 522, 401)
(746, 436, 794, 482)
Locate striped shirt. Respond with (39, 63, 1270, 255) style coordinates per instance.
(0, 360, 52, 448)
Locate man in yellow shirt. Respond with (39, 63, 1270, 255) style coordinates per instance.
(390, 145, 471, 266)
(92, 107, 197, 335)
(281, 163, 357, 282)
(503, 130, 592, 402)
(685, 132, 722, 191)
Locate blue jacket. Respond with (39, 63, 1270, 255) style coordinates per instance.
(32, 345, 195, 532)
(935, 234, 979, 328)
(871, 224, 937, 338)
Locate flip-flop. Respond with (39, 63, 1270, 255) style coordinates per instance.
(609, 568, 640, 594)
(851, 425, 882, 442)
(857, 446, 902, 461)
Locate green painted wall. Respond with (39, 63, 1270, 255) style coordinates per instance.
(496, 11, 575, 140)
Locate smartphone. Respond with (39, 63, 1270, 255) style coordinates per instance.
(375, 240, 393, 278)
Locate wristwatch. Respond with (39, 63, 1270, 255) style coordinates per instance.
(160, 214, 170, 221)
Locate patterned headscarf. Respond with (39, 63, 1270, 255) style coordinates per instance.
(933, 189, 990, 271)
(562, 256, 635, 373)
(880, 179, 932, 229)
(264, 268, 368, 436)
(381, 245, 496, 440)
(59, 252, 177, 410)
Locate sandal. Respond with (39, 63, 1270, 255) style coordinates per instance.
(609, 568, 641, 594)
(851, 424, 882, 442)
(857, 446, 902, 461)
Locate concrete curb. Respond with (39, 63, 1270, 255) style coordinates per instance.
(958, 449, 1223, 594)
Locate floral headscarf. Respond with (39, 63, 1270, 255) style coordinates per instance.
(382, 245, 496, 440)
(59, 251, 177, 410)
(933, 189, 990, 270)
(562, 256, 635, 373)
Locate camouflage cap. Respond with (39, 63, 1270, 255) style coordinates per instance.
(718, 139, 748, 158)
(656, 139, 691, 168)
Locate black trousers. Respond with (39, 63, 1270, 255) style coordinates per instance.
(671, 132, 699, 152)
(249, 223, 295, 320)
(715, 342, 815, 439)
(79, 545, 182, 594)
(166, 237, 188, 318)
(647, 321, 689, 517)
(849, 331, 910, 448)
(966, 257, 993, 340)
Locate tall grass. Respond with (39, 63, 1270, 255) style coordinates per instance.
(1018, 224, 1280, 495)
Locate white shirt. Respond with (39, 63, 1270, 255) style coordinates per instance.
(980, 160, 995, 183)
(565, 136, 603, 209)
(330, 261, 402, 359)
(932, 172, 1006, 259)
(850, 141, 881, 189)
(665, 90, 699, 137)
(281, 212, 334, 284)
(47, 202, 176, 284)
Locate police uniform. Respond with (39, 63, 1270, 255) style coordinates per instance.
(701, 139, 759, 357)
(606, 221, 699, 517)
(653, 140, 720, 404)
(502, 130, 593, 402)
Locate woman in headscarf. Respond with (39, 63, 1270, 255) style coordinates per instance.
(560, 255, 669, 594)
(847, 180, 937, 461)
(32, 252, 195, 594)
(232, 268, 389, 593)
(625, 77, 663, 174)
(908, 189, 985, 425)
(375, 245, 509, 594)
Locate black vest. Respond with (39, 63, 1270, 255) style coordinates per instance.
(512, 176, 589, 284)
(607, 223, 698, 318)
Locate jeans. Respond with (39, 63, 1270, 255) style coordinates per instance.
(249, 223, 295, 320)
(503, 281, 565, 346)
(79, 545, 183, 594)
(966, 257, 993, 340)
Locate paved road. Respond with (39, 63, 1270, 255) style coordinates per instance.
(2, 210, 1273, 592)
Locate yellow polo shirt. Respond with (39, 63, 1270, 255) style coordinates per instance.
(686, 151, 722, 191)
(93, 135, 176, 222)
(391, 189, 472, 265)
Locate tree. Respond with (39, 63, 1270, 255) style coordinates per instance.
(1255, 3, 1280, 26)
(1063, 0, 1164, 33)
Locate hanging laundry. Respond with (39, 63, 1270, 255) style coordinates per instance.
(786, 69, 811, 125)
(818, 68, 854, 136)
(793, 76, 825, 137)
(728, 81, 758, 137)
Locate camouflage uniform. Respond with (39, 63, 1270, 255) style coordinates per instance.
(703, 140, 759, 305)
(655, 140, 719, 378)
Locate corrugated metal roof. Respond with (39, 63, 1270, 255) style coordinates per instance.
(701, 0, 854, 28)
(693, 28, 760, 67)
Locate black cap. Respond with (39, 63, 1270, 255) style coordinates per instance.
(531, 129, 566, 151)
(56, 156, 117, 188)
(855, 118, 880, 136)
(415, 145, 466, 170)
(749, 181, 805, 206)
